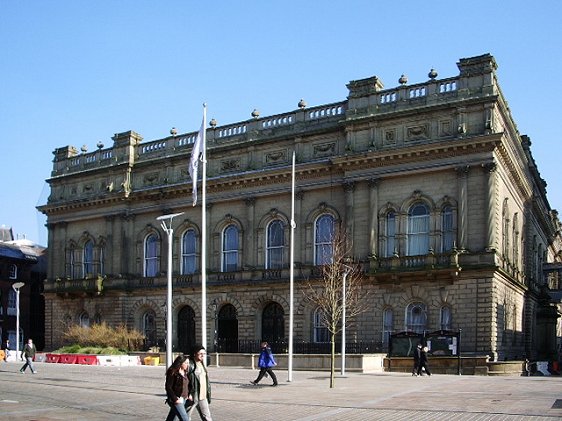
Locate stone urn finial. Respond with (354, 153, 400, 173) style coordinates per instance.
(398, 74, 408, 85)
(251, 109, 260, 119)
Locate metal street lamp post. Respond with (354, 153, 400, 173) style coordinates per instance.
(157, 212, 184, 368)
(12, 282, 25, 360)
(341, 265, 351, 377)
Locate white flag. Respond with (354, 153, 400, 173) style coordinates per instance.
(188, 114, 205, 206)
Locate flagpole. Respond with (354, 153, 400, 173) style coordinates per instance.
(201, 104, 208, 353)
(288, 150, 296, 382)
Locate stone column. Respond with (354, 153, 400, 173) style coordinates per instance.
(456, 166, 469, 250)
(343, 181, 356, 245)
(46, 223, 56, 279)
(104, 215, 115, 275)
(368, 179, 380, 255)
(483, 162, 498, 251)
(294, 191, 304, 266)
(245, 197, 256, 268)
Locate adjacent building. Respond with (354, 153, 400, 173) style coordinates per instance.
(0, 226, 46, 350)
(38, 54, 562, 361)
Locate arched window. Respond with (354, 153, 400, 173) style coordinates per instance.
(407, 203, 430, 256)
(266, 220, 284, 269)
(222, 225, 239, 272)
(93, 313, 102, 325)
(315, 214, 335, 265)
(7, 289, 16, 316)
(142, 310, 157, 347)
(313, 308, 329, 342)
(382, 308, 394, 345)
(79, 311, 90, 328)
(440, 306, 452, 330)
(144, 234, 159, 277)
(405, 302, 427, 333)
(83, 240, 94, 276)
(262, 302, 284, 343)
(385, 211, 396, 257)
(442, 205, 454, 252)
(181, 229, 197, 275)
(8, 264, 17, 279)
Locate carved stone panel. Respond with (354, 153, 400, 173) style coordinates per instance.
(265, 149, 288, 165)
(383, 128, 396, 146)
(406, 124, 429, 141)
(313, 142, 335, 158)
(221, 159, 241, 172)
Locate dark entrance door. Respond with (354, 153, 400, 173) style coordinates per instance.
(178, 306, 196, 354)
(217, 304, 238, 352)
(262, 302, 284, 343)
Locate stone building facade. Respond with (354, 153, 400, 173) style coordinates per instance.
(38, 54, 562, 361)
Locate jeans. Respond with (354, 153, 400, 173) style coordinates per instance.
(20, 357, 36, 373)
(165, 398, 190, 421)
(188, 398, 212, 421)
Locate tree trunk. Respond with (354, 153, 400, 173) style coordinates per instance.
(330, 331, 336, 388)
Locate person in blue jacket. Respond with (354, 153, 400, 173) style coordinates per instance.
(250, 341, 278, 386)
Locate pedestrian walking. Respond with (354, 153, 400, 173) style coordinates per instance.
(19, 338, 37, 374)
(2, 339, 10, 362)
(187, 344, 212, 421)
(417, 345, 432, 376)
(412, 343, 422, 376)
(250, 341, 278, 386)
(165, 354, 192, 421)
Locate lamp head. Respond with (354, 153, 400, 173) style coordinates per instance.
(12, 282, 25, 291)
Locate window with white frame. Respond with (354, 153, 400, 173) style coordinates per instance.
(83, 240, 94, 276)
(440, 306, 452, 330)
(382, 307, 394, 345)
(314, 214, 334, 265)
(266, 220, 284, 269)
(442, 205, 454, 252)
(313, 308, 329, 342)
(9, 264, 17, 279)
(222, 225, 239, 272)
(144, 233, 159, 277)
(405, 302, 427, 333)
(181, 229, 197, 275)
(407, 203, 430, 256)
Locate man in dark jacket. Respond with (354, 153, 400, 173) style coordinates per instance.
(251, 341, 278, 386)
(417, 345, 432, 376)
(19, 338, 37, 374)
(412, 343, 422, 376)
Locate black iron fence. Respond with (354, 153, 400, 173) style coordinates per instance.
(215, 339, 384, 354)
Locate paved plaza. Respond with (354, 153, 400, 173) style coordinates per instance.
(1, 360, 561, 420)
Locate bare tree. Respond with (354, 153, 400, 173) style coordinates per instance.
(304, 228, 369, 388)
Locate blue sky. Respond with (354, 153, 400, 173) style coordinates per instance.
(1, 1, 561, 246)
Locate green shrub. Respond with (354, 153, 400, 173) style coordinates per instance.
(62, 322, 144, 351)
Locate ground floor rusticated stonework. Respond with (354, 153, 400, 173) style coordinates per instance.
(39, 54, 562, 362)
